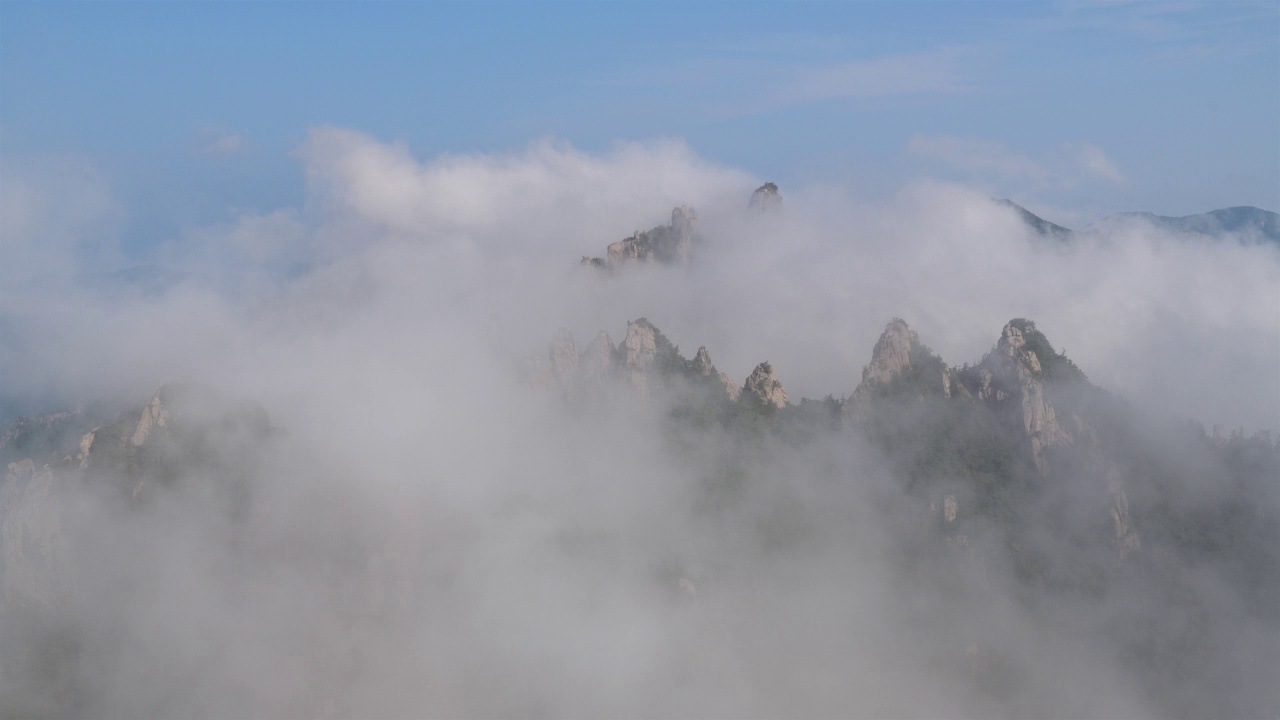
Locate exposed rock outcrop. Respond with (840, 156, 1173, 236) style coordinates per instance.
(844, 318, 951, 418)
(691, 346, 741, 402)
(743, 362, 788, 409)
(749, 182, 782, 212)
(970, 320, 1072, 472)
(622, 319, 660, 398)
(131, 391, 172, 447)
(861, 318, 917, 386)
(582, 206, 700, 270)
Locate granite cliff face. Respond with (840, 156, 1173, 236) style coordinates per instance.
(860, 318, 917, 386)
(849, 317, 1080, 471)
(743, 362, 788, 409)
(841, 317, 1146, 559)
(525, 314, 1152, 565)
(968, 320, 1073, 472)
(844, 318, 951, 418)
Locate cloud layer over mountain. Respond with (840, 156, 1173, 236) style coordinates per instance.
(1, 130, 1277, 717)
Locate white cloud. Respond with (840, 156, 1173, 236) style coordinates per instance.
(2, 130, 1276, 717)
(296, 127, 753, 245)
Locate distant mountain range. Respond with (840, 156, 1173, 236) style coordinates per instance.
(999, 199, 1280, 243)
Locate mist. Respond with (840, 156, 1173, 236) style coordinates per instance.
(1, 130, 1277, 718)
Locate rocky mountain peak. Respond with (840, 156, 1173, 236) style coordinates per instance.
(690, 346, 742, 401)
(691, 346, 714, 375)
(582, 206, 701, 270)
(970, 320, 1072, 471)
(997, 320, 1042, 374)
(844, 318, 951, 416)
(749, 182, 782, 211)
(132, 388, 172, 447)
(623, 319, 659, 373)
(622, 320, 660, 398)
(862, 318, 918, 385)
(743, 362, 788, 408)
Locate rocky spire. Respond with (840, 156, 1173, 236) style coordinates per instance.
(861, 318, 917, 386)
(743, 362, 788, 408)
(622, 319, 659, 398)
(748, 182, 782, 211)
(691, 346, 741, 401)
(131, 388, 172, 447)
(690, 346, 714, 375)
(845, 318, 951, 417)
(973, 320, 1072, 472)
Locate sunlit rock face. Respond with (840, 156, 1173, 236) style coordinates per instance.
(973, 321, 1072, 472)
(843, 318, 951, 419)
(840, 317, 1144, 560)
(584, 205, 701, 270)
(622, 319, 659, 399)
(743, 361, 788, 409)
(861, 317, 917, 386)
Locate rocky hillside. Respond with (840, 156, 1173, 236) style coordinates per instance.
(1, 315, 1276, 718)
(579, 205, 701, 271)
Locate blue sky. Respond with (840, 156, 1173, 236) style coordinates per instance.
(2, 1, 1277, 258)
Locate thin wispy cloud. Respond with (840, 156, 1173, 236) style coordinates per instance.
(1069, 141, 1126, 183)
(906, 135, 1048, 183)
(907, 134, 1127, 193)
(1040, 1, 1273, 63)
(775, 49, 973, 105)
(197, 128, 249, 156)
